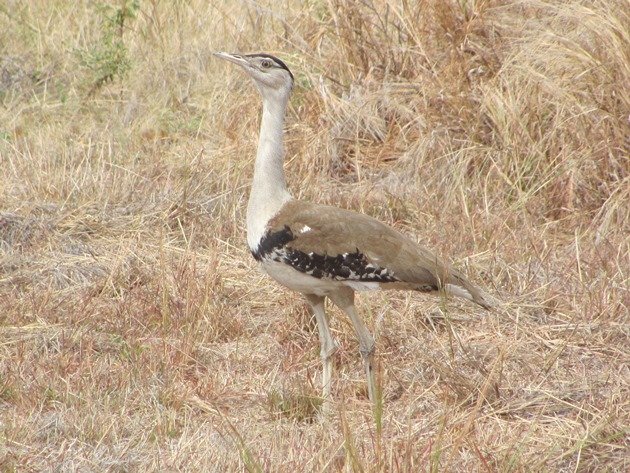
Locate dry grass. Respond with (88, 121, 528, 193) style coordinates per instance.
(1, 0, 628, 471)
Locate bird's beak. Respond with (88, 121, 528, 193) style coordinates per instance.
(213, 52, 250, 69)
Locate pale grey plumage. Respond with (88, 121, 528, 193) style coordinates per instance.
(215, 51, 492, 407)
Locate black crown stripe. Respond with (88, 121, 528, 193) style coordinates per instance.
(245, 53, 294, 82)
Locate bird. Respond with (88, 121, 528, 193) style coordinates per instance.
(214, 52, 492, 406)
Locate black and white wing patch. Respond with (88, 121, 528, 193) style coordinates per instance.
(252, 225, 398, 283)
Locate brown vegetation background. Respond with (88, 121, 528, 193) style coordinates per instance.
(1, 0, 628, 471)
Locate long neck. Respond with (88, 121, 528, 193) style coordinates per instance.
(247, 90, 293, 250)
(251, 94, 290, 198)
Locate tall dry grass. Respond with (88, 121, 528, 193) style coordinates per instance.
(1, 0, 628, 471)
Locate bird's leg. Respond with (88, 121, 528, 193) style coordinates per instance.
(329, 289, 377, 403)
(304, 294, 337, 403)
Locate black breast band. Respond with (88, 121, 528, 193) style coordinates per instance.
(252, 226, 398, 283)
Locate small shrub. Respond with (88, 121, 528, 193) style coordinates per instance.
(77, 0, 139, 93)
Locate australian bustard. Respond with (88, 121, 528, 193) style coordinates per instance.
(214, 52, 492, 405)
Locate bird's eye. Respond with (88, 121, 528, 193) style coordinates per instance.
(261, 59, 272, 69)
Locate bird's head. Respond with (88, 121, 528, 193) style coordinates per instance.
(214, 52, 294, 101)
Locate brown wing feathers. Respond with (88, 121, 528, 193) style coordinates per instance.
(259, 200, 490, 308)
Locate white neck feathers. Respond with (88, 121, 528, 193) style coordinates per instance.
(247, 89, 293, 251)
